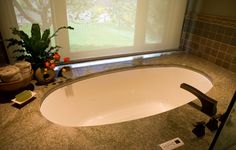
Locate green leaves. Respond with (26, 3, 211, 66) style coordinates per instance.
(11, 28, 29, 42)
(6, 23, 73, 68)
(31, 24, 41, 41)
(67, 26, 74, 30)
(48, 46, 61, 52)
(12, 49, 25, 53)
(6, 38, 23, 48)
(42, 29, 50, 41)
(49, 26, 74, 39)
(16, 54, 32, 61)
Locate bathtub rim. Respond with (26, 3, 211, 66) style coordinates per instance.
(38, 63, 215, 128)
(39, 64, 213, 108)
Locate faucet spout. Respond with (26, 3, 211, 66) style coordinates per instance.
(180, 83, 217, 116)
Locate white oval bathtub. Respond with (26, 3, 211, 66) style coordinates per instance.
(40, 67, 213, 127)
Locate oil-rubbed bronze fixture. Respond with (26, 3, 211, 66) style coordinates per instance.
(192, 114, 222, 137)
(180, 83, 217, 116)
(192, 121, 206, 137)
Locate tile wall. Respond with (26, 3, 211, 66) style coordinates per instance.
(180, 13, 236, 72)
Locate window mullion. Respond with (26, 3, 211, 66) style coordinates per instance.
(133, 0, 148, 52)
(50, 0, 70, 58)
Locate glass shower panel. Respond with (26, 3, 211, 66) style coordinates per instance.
(211, 93, 236, 150)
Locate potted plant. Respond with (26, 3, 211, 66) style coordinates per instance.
(6, 23, 74, 84)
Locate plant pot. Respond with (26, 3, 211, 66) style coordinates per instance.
(34, 68, 56, 85)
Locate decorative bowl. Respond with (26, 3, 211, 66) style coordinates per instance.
(0, 72, 32, 92)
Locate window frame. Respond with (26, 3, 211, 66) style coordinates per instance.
(0, 0, 187, 62)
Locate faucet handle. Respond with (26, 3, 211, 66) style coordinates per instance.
(192, 121, 206, 137)
(180, 83, 217, 116)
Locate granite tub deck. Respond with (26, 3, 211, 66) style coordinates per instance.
(0, 53, 236, 150)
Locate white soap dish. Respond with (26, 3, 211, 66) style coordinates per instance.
(11, 91, 36, 105)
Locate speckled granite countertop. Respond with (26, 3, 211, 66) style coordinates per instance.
(0, 52, 236, 150)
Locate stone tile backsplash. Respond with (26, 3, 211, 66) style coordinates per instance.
(180, 13, 236, 72)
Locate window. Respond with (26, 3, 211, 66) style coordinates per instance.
(13, 0, 53, 34)
(66, 0, 137, 51)
(145, 0, 170, 44)
(1, 0, 187, 61)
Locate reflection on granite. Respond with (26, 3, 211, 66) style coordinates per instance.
(0, 52, 236, 150)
